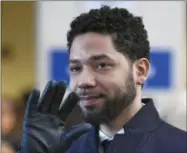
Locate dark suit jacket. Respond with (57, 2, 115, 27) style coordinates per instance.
(66, 98, 187, 153)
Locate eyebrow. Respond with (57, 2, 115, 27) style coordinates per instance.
(69, 54, 113, 63)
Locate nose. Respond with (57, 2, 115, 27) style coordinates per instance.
(77, 67, 96, 89)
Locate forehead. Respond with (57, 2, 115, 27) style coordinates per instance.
(69, 32, 123, 60)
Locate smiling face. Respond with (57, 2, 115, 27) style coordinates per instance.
(69, 32, 137, 125)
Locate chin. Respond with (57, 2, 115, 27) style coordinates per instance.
(83, 112, 103, 125)
(80, 105, 106, 125)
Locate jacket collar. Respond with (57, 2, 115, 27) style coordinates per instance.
(124, 98, 161, 134)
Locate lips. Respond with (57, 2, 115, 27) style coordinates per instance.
(79, 95, 102, 107)
(80, 95, 101, 100)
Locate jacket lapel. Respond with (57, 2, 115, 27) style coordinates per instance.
(106, 133, 146, 153)
(137, 132, 157, 153)
(83, 126, 100, 153)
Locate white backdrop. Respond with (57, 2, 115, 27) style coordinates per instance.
(37, 1, 186, 130)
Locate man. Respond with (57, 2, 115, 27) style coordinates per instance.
(19, 6, 186, 153)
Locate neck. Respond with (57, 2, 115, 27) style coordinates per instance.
(100, 91, 142, 137)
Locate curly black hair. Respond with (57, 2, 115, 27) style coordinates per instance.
(67, 5, 150, 62)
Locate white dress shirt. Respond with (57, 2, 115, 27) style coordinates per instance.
(99, 128, 125, 142)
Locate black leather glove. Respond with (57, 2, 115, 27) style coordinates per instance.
(18, 80, 91, 153)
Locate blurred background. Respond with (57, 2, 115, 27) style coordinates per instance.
(1, 1, 186, 152)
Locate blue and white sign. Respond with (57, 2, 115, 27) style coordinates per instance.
(50, 48, 173, 90)
(50, 48, 70, 85)
(144, 49, 172, 90)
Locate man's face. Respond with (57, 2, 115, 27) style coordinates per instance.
(69, 32, 136, 125)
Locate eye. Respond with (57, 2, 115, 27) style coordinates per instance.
(70, 66, 82, 72)
(97, 62, 112, 69)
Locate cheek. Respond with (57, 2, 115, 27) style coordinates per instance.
(69, 76, 78, 89)
(96, 71, 126, 93)
(98, 69, 125, 82)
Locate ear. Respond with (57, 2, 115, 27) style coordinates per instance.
(134, 58, 150, 85)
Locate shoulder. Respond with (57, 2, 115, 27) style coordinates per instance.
(155, 120, 187, 152)
(158, 120, 186, 140)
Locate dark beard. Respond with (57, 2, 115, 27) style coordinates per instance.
(81, 73, 136, 125)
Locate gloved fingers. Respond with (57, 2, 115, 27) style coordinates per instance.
(25, 88, 40, 118)
(58, 92, 79, 122)
(49, 81, 66, 114)
(63, 123, 92, 136)
(55, 123, 92, 153)
(38, 80, 57, 113)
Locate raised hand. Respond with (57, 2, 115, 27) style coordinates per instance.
(18, 80, 91, 153)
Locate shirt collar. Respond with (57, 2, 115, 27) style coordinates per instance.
(99, 128, 124, 142)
